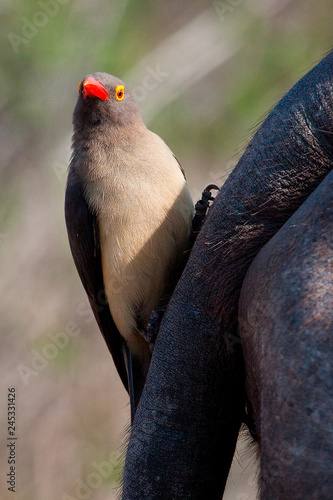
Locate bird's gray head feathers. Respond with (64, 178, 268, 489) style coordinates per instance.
(73, 72, 143, 134)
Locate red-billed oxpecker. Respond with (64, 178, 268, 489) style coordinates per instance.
(65, 73, 194, 422)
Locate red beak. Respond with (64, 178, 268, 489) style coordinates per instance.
(82, 77, 109, 101)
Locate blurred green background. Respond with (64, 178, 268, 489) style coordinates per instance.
(0, 0, 332, 498)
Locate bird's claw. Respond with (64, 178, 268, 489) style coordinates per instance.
(140, 306, 167, 351)
(192, 184, 220, 238)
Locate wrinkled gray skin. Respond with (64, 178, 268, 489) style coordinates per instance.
(123, 51, 333, 499)
(239, 168, 333, 499)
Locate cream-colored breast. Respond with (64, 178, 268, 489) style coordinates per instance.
(90, 129, 194, 357)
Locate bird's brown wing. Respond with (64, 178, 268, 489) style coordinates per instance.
(65, 169, 129, 391)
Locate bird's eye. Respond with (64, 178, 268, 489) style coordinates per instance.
(115, 85, 125, 101)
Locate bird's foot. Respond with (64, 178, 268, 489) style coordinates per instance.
(191, 184, 220, 242)
(140, 306, 166, 351)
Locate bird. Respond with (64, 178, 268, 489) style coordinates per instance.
(65, 72, 194, 422)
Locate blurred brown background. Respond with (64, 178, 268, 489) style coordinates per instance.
(0, 0, 332, 498)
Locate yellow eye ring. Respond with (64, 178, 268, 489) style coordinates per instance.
(115, 85, 125, 101)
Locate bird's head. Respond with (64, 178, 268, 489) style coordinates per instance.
(73, 72, 142, 132)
